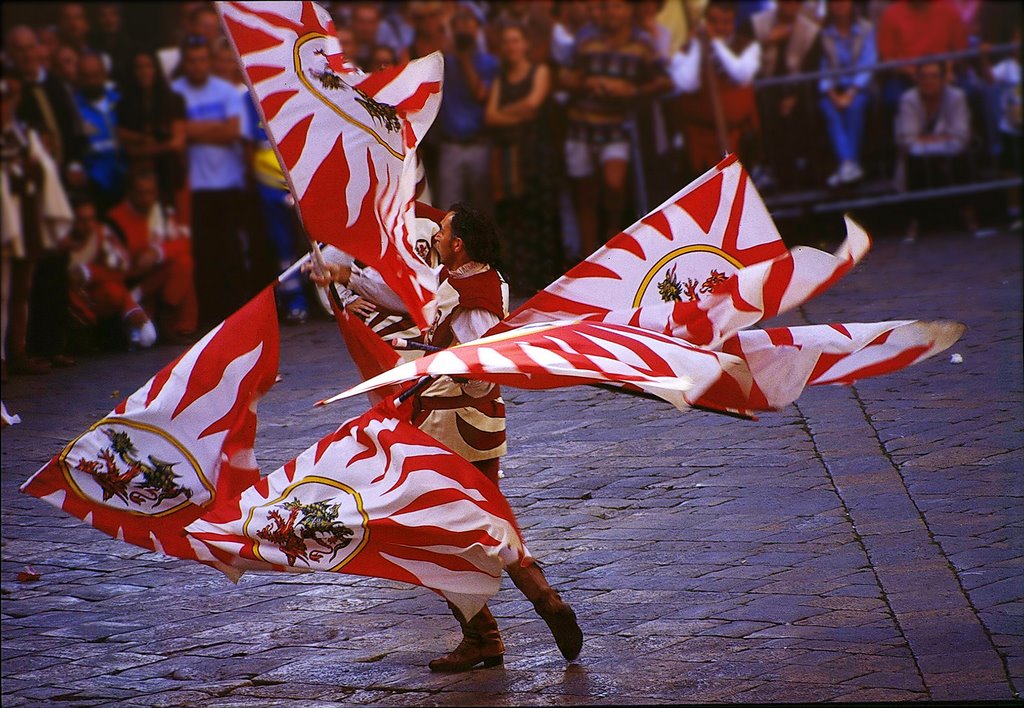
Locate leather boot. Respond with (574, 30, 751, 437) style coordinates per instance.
(507, 561, 583, 660)
(428, 603, 504, 672)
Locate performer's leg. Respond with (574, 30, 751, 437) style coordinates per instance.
(429, 602, 504, 673)
(506, 559, 583, 661)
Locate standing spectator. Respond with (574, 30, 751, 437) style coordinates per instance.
(106, 170, 197, 343)
(171, 36, 249, 328)
(52, 44, 81, 90)
(66, 196, 157, 350)
(637, 0, 675, 61)
(818, 0, 877, 188)
(116, 49, 188, 222)
(876, 0, 967, 114)
(750, 0, 822, 191)
(6, 25, 87, 183)
(560, 0, 672, 257)
(367, 44, 399, 72)
(487, 1, 556, 66)
(432, 2, 499, 215)
(74, 52, 124, 215)
(89, 3, 137, 89)
(57, 3, 93, 55)
(669, 1, 761, 174)
(36, 26, 62, 73)
(485, 22, 562, 296)
(2, 72, 74, 378)
(350, 2, 384, 71)
(408, 1, 449, 60)
(247, 93, 310, 325)
(377, 1, 415, 63)
(988, 25, 1021, 230)
(895, 61, 977, 239)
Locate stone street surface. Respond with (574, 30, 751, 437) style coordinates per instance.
(2, 229, 1021, 706)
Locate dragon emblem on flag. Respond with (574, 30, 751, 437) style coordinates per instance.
(257, 497, 354, 567)
(59, 419, 211, 517)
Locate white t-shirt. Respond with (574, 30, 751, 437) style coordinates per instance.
(171, 75, 246, 191)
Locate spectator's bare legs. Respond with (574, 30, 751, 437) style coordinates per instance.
(601, 158, 629, 242)
(571, 174, 601, 259)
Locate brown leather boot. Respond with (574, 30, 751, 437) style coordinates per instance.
(507, 561, 583, 661)
(428, 603, 504, 672)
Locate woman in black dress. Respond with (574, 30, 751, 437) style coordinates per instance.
(484, 22, 563, 296)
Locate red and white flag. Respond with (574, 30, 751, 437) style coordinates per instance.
(495, 155, 789, 333)
(722, 320, 967, 387)
(218, 1, 443, 329)
(20, 288, 279, 560)
(322, 319, 787, 413)
(323, 316, 964, 418)
(187, 403, 529, 621)
(588, 214, 872, 350)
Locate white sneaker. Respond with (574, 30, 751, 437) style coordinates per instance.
(826, 167, 844, 189)
(839, 160, 863, 183)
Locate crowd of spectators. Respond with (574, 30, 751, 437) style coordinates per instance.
(1, 0, 1021, 382)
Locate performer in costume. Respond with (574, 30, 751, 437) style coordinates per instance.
(310, 203, 583, 672)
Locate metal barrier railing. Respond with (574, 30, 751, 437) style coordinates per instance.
(628, 43, 1021, 223)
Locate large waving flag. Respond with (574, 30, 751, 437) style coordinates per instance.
(323, 316, 963, 418)
(187, 403, 529, 621)
(21, 288, 280, 559)
(323, 319, 813, 414)
(495, 155, 789, 333)
(588, 215, 872, 350)
(218, 1, 443, 329)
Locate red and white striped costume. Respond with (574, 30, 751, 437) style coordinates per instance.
(413, 263, 510, 471)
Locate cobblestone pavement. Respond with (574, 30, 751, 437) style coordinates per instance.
(2, 228, 1021, 706)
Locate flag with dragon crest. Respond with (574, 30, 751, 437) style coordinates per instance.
(187, 402, 529, 621)
(20, 288, 279, 560)
(217, 0, 443, 330)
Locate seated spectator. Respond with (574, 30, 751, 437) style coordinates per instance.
(66, 196, 157, 350)
(896, 61, 978, 239)
(560, 0, 672, 256)
(818, 0, 877, 188)
(485, 22, 562, 295)
(669, 0, 761, 175)
(750, 0, 822, 191)
(75, 52, 124, 214)
(117, 49, 188, 222)
(106, 170, 197, 343)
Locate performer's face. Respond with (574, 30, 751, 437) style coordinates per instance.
(434, 212, 461, 268)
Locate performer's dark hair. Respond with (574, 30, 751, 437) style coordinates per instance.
(448, 202, 500, 267)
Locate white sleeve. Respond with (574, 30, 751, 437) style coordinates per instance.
(450, 308, 501, 398)
(669, 42, 702, 93)
(711, 38, 761, 86)
(451, 308, 500, 345)
(349, 266, 409, 314)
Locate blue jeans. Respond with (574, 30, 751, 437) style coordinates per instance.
(256, 182, 308, 314)
(820, 92, 869, 164)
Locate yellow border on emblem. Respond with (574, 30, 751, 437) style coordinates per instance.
(632, 245, 744, 308)
(58, 417, 214, 518)
(246, 475, 370, 571)
(293, 33, 404, 161)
